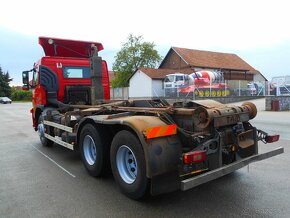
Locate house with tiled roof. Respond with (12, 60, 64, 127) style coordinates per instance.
(160, 47, 266, 81)
(128, 47, 266, 98)
(108, 71, 116, 86)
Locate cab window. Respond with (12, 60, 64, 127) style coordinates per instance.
(63, 66, 90, 78)
(175, 75, 184, 82)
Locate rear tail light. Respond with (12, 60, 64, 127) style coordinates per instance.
(265, 135, 280, 143)
(183, 150, 207, 164)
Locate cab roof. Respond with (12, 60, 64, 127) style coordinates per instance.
(39, 36, 104, 58)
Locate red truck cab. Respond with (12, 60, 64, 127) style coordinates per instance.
(23, 37, 110, 129)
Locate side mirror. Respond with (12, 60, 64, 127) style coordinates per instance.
(22, 71, 29, 89)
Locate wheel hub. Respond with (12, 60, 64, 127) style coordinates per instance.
(116, 145, 137, 184)
(38, 122, 45, 137)
(83, 135, 97, 166)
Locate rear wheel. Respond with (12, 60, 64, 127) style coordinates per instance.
(79, 124, 109, 177)
(111, 130, 148, 199)
(38, 114, 53, 147)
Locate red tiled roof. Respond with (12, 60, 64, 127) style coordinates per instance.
(172, 47, 257, 72)
(108, 71, 116, 82)
(138, 67, 193, 79)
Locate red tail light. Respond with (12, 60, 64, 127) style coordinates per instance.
(265, 135, 280, 143)
(183, 150, 207, 164)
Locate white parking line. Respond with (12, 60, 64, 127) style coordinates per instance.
(32, 145, 76, 178)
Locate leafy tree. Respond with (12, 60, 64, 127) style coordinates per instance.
(0, 66, 12, 97)
(112, 34, 162, 87)
(11, 86, 32, 101)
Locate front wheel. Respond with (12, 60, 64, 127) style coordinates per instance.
(38, 114, 53, 147)
(111, 130, 148, 199)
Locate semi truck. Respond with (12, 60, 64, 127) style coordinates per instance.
(22, 37, 283, 199)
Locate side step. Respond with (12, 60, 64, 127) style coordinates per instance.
(181, 147, 284, 191)
(44, 133, 74, 150)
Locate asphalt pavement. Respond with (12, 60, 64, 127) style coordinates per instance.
(0, 100, 289, 218)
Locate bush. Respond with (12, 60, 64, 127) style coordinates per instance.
(11, 87, 32, 101)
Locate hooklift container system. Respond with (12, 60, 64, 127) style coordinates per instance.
(22, 37, 283, 199)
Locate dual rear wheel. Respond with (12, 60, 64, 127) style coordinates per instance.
(79, 125, 148, 199)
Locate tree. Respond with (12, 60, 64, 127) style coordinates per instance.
(111, 34, 162, 87)
(11, 86, 32, 101)
(0, 66, 12, 97)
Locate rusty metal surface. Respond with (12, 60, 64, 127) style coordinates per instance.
(242, 101, 257, 119)
(237, 130, 255, 148)
(188, 99, 224, 108)
(192, 102, 258, 129)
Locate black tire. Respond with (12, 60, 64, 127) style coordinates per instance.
(79, 123, 109, 177)
(110, 130, 148, 200)
(38, 115, 54, 147)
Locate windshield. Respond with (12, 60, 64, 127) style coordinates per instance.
(175, 75, 184, 82)
(164, 75, 175, 82)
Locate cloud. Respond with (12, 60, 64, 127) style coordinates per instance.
(1, 0, 290, 51)
(0, 28, 43, 85)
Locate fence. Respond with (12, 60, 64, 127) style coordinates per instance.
(270, 76, 290, 96)
(110, 87, 129, 100)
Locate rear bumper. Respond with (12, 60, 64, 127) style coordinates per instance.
(181, 147, 284, 191)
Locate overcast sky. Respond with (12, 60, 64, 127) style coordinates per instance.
(0, 0, 290, 85)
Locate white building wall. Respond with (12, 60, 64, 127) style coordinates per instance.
(129, 70, 152, 97)
(254, 73, 267, 82)
(152, 79, 165, 97)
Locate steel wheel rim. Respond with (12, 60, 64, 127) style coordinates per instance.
(116, 145, 138, 184)
(83, 135, 97, 165)
(38, 122, 45, 137)
(37, 120, 46, 143)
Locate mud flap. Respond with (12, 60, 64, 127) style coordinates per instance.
(151, 171, 180, 196)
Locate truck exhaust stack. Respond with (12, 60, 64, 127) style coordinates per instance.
(90, 44, 104, 104)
